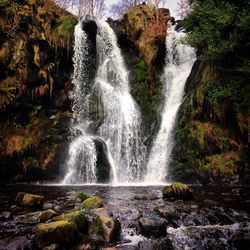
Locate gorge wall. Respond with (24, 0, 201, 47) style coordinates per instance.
(0, 1, 248, 187)
(0, 0, 76, 182)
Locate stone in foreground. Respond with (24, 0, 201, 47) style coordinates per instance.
(33, 220, 79, 248)
(89, 214, 121, 242)
(53, 211, 87, 233)
(15, 192, 44, 207)
(139, 216, 167, 237)
(81, 196, 103, 210)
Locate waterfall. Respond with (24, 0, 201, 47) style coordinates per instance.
(62, 20, 145, 184)
(145, 24, 196, 183)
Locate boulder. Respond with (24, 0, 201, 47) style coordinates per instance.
(76, 192, 90, 202)
(10, 205, 22, 213)
(53, 211, 87, 234)
(162, 182, 193, 200)
(15, 192, 44, 207)
(0, 211, 12, 221)
(33, 221, 79, 248)
(0, 236, 32, 250)
(139, 217, 167, 237)
(63, 199, 75, 209)
(138, 238, 173, 250)
(154, 205, 180, 221)
(37, 209, 57, 223)
(81, 196, 103, 210)
(14, 212, 41, 224)
(89, 215, 120, 242)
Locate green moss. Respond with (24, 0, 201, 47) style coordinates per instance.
(37, 209, 57, 222)
(34, 220, 79, 248)
(16, 192, 44, 207)
(162, 182, 192, 200)
(89, 217, 104, 235)
(81, 196, 103, 210)
(76, 192, 89, 202)
(53, 211, 87, 233)
(56, 15, 77, 39)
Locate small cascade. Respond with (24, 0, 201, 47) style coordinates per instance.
(62, 19, 145, 184)
(145, 24, 196, 183)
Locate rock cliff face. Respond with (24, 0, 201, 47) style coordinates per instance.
(172, 60, 249, 186)
(108, 4, 173, 129)
(0, 0, 76, 182)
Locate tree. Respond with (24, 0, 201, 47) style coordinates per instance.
(53, 0, 106, 18)
(110, 0, 166, 18)
(183, 0, 250, 63)
(77, 0, 106, 18)
(177, 0, 190, 18)
(53, 0, 72, 9)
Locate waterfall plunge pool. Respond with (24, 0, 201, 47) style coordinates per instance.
(0, 184, 249, 249)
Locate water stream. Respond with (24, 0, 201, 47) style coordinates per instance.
(63, 20, 145, 185)
(145, 25, 196, 183)
(63, 21, 196, 185)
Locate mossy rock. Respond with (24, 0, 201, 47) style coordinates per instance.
(81, 196, 103, 210)
(162, 182, 193, 200)
(16, 192, 44, 207)
(63, 199, 75, 208)
(33, 220, 79, 248)
(53, 211, 87, 234)
(76, 192, 89, 202)
(89, 212, 120, 242)
(37, 209, 57, 223)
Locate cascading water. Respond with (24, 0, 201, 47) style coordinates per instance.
(62, 19, 145, 184)
(145, 24, 196, 183)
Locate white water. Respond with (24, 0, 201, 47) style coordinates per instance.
(62, 20, 145, 184)
(145, 25, 196, 183)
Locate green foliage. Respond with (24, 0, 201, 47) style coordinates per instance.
(183, 0, 250, 63)
(56, 15, 76, 38)
(135, 59, 147, 81)
(206, 79, 250, 110)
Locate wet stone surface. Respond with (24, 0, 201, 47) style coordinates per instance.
(0, 184, 249, 249)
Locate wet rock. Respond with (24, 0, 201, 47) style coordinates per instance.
(63, 199, 75, 209)
(81, 196, 103, 210)
(43, 202, 53, 210)
(154, 205, 179, 221)
(74, 243, 91, 250)
(0, 236, 32, 250)
(0, 211, 12, 221)
(76, 192, 90, 202)
(230, 231, 250, 249)
(16, 192, 44, 207)
(10, 205, 23, 213)
(89, 215, 121, 242)
(167, 223, 250, 250)
(94, 208, 113, 217)
(42, 244, 59, 250)
(162, 182, 193, 200)
(138, 238, 173, 250)
(139, 217, 167, 237)
(33, 220, 80, 248)
(14, 211, 41, 224)
(53, 211, 88, 234)
(37, 209, 57, 223)
(103, 248, 120, 250)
